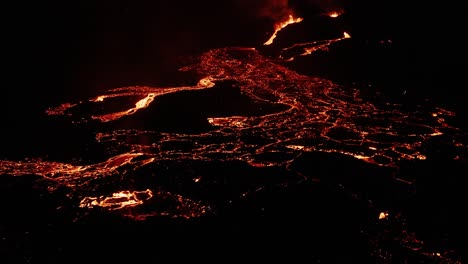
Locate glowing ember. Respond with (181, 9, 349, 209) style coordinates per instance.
(198, 76, 216, 87)
(92, 95, 106, 102)
(328, 12, 341, 18)
(379, 212, 389, 220)
(264, 14, 303, 45)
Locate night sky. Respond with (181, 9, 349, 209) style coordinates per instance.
(6, 0, 466, 108)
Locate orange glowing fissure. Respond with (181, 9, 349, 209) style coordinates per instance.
(47, 77, 217, 123)
(280, 31, 351, 61)
(264, 14, 304, 45)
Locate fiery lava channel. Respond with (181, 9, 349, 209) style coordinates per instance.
(264, 14, 304, 45)
(47, 77, 216, 122)
(280, 32, 351, 61)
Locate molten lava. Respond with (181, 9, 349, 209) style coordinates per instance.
(280, 32, 351, 60)
(80, 189, 154, 210)
(264, 14, 303, 45)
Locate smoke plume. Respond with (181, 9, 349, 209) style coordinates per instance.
(234, 0, 343, 22)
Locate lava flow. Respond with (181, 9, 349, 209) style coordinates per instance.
(280, 31, 351, 61)
(264, 14, 304, 45)
(5, 46, 465, 221)
(1, 11, 467, 262)
(47, 77, 216, 122)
